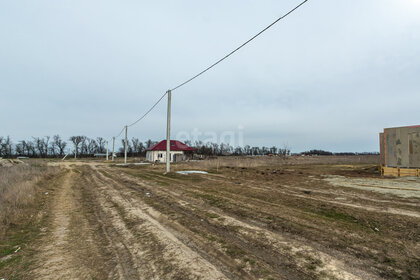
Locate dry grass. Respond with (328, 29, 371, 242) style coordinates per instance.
(174, 155, 380, 171)
(0, 161, 55, 237)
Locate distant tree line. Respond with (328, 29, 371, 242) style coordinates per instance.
(0, 135, 292, 158)
(117, 139, 158, 157)
(0, 135, 158, 158)
(0, 135, 377, 159)
(0, 135, 69, 158)
(301, 149, 379, 156)
(184, 140, 291, 157)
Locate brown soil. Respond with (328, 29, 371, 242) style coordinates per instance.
(2, 159, 419, 279)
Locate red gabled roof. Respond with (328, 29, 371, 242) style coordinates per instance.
(147, 140, 194, 151)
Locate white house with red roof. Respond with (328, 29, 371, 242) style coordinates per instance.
(146, 140, 194, 163)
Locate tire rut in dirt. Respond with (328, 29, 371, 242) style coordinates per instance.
(119, 167, 420, 279)
(99, 167, 335, 280)
(78, 168, 142, 279)
(30, 169, 110, 279)
(85, 165, 228, 280)
(105, 167, 406, 280)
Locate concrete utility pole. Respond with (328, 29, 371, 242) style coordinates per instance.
(124, 125, 128, 165)
(166, 90, 172, 173)
(74, 143, 77, 159)
(112, 137, 115, 161)
(106, 141, 109, 161)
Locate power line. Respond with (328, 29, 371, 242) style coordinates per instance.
(170, 0, 309, 91)
(112, 91, 167, 139)
(113, 126, 125, 139)
(127, 91, 168, 128)
(112, 0, 308, 137)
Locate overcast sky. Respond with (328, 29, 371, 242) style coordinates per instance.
(1, 0, 419, 152)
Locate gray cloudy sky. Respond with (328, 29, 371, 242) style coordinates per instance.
(1, 0, 419, 152)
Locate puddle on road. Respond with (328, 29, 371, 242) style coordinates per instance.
(176, 170, 208, 175)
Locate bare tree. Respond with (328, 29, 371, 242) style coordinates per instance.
(120, 139, 133, 155)
(270, 146, 277, 155)
(96, 137, 106, 153)
(69, 136, 84, 158)
(15, 142, 24, 156)
(278, 144, 291, 157)
(234, 147, 243, 155)
(44, 136, 50, 157)
(80, 136, 88, 156)
(184, 140, 192, 147)
(87, 138, 98, 155)
(32, 136, 51, 157)
(3, 136, 13, 157)
(53, 135, 67, 156)
(220, 143, 232, 155)
(19, 140, 27, 156)
(26, 140, 36, 157)
(243, 145, 251, 155)
(49, 139, 57, 157)
(131, 138, 145, 156)
(145, 139, 153, 149)
(0, 137, 6, 157)
(211, 143, 219, 155)
(33, 137, 44, 157)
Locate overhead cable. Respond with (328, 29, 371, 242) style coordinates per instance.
(111, 0, 309, 136)
(170, 0, 309, 91)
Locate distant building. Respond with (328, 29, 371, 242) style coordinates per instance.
(146, 140, 194, 163)
(94, 153, 107, 158)
(380, 125, 420, 177)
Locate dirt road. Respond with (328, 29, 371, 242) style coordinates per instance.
(18, 162, 420, 279)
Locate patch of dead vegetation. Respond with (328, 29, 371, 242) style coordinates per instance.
(0, 161, 57, 236)
(0, 161, 61, 278)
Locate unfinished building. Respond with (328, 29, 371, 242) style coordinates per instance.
(380, 125, 420, 177)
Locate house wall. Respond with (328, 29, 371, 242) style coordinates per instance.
(409, 131, 420, 167)
(146, 150, 185, 163)
(381, 126, 420, 168)
(379, 133, 385, 166)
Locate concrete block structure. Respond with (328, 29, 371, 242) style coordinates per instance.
(379, 125, 420, 176)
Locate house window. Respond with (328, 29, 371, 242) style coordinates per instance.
(158, 153, 163, 158)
